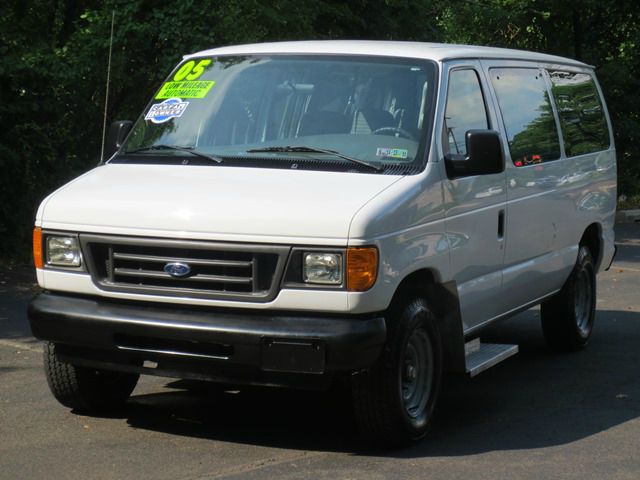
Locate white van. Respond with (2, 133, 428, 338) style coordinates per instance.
(29, 41, 616, 446)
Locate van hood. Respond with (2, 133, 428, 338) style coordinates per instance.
(39, 164, 403, 244)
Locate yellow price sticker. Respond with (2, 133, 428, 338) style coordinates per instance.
(155, 80, 216, 99)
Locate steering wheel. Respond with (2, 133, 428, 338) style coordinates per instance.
(371, 126, 416, 140)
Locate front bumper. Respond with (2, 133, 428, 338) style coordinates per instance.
(28, 292, 386, 387)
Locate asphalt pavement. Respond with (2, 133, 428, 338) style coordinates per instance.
(1, 223, 638, 480)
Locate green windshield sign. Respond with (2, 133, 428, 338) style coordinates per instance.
(155, 80, 215, 99)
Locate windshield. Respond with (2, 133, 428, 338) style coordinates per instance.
(120, 54, 437, 173)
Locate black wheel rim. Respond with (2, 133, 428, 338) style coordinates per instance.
(401, 327, 434, 423)
(574, 267, 593, 335)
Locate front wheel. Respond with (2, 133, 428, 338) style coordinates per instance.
(541, 245, 596, 351)
(44, 342, 139, 413)
(351, 297, 442, 447)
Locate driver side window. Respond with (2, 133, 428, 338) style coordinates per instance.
(444, 69, 489, 156)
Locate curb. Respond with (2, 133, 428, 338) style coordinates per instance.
(616, 209, 640, 223)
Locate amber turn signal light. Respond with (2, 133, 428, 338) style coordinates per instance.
(33, 227, 43, 269)
(346, 247, 378, 292)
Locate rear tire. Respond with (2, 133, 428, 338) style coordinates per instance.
(351, 297, 442, 447)
(44, 342, 139, 412)
(541, 245, 596, 352)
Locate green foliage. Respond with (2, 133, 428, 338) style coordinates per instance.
(0, 0, 638, 262)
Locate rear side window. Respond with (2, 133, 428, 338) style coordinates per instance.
(548, 71, 610, 156)
(444, 69, 489, 156)
(490, 68, 560, 166)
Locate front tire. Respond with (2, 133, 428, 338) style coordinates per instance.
(44, 342, 139, 413)
(541, 245, 596, 352)
(351, 297, 442, 447)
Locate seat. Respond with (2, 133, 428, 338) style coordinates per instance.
(352, 108, 395, 134)
(297, 111, 351, 136)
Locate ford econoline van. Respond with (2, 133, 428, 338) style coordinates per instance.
(29, 41, 616, 446)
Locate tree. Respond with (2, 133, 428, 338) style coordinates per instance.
(1, 0, 638, 262)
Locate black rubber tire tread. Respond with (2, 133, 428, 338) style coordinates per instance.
(541, 245, 596, 352)
(351, 297, 442, 448)
(43, 342, 139, 412)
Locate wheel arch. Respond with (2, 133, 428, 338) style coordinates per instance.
(580, 223, 602, 270)
(387, 268, 467, 373)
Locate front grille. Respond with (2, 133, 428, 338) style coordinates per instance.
(81, 235, 289, 301)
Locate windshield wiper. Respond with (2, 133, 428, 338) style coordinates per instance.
(124, 145, 223, 163)
(246, 145, 383, 172)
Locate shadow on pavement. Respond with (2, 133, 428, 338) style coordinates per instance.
(117, 307, 640, 456)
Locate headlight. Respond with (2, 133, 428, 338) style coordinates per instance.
(46, 236, 81, 267)
(303, 252, 343, 285)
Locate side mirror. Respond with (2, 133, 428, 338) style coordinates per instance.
(445, 130, 504, 178)
(103, 120, 133, 162)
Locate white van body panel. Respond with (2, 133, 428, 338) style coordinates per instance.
(500, 151, 616, 312)
(477, 59, 617, 315)
(187, 40, 589, 68)
(40, 164, 403, 243)
(347, 160, 450, 313)
(435, 60, 509, 331)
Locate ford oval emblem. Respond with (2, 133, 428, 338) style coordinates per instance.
(163, 262, 191, 278)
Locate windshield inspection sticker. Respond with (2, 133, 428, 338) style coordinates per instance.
(376, 148, 409, 159)
(145, 98, 189, 124)
(155, 80, 216, 99)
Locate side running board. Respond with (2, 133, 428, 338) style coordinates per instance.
(465, 338, 518, 377)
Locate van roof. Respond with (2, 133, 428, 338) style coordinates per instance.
(187, 40, 590, 68)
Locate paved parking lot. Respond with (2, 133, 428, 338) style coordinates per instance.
(1, 223, 639, 480)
